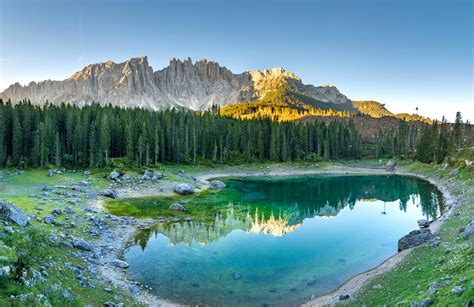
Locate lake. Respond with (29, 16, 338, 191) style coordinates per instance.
(117, 175, 443, 306)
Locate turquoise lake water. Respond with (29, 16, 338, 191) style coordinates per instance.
(123, 175, 443, 306)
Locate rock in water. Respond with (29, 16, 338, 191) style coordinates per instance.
(169, 203, 186, 211)
(209, 180, 226, 190)
(386, 159, 396, 171)
(398, 229, 434, 251)
(417, 219, 430, 228)
(110, 259, 129, 269)
(0, 200, 30, 226)
(174, 183, 194, 195)
(72, 238, 93, 251)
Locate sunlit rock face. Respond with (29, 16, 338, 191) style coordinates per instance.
(0, 56, 351, 110)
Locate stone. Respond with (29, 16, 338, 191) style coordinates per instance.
(386, 159, 397, 171)
(398, 229, 434, 251)
(232, 272, 241, 280)
(43, 215, 55, 225)
(427, 281, 446, 294)
(72, 238, 93, 251)
(52, 208, 62, 216)
(449, 169, 459, 177)
(128, 285, 140, 295)
(463, 220, 474, 239)
(62, 290, 73, 302)
(209, 180, 226, 190)
(110, 259, 129, 269)
(108, 171, 121, 180)
(169, 203, 186, 211)
(142, 171, 154, 180)
(100, 189, 117, 199)
(0, 266, 11, 277)
(174, 183, 194, 195)
(64, 207, 75, 214)
(5, 226, 13, 234)
(451, 286, 465, 295)
(339, 294, 350, 300)
(0, 200, 30, 226)
(417, 219, 430, 228)
(410, 298, 434, 307)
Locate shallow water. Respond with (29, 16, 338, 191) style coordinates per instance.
(122, 175, 443, 306)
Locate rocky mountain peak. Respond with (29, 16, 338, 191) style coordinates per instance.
(0, 56, 353, 110)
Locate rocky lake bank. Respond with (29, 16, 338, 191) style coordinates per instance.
(0, 160, 472, 306)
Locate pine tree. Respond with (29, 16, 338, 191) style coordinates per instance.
(11, 111, 22, 165)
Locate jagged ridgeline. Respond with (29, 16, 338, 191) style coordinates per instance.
(0, 56, 430, 122)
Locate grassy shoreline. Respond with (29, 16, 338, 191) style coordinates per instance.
(0, 159, 472, 306)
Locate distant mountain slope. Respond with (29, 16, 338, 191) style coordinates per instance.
(0, 56, 352, 111)
(352, 100, 393, 118)
(352, 100, 431, 123)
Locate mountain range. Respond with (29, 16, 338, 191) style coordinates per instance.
(0, 56, 354, 112)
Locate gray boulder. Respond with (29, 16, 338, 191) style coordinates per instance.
(169, 203, 186, 211)
(110, 259, 129, 269)
(417, 219, 430, 228)
(100, 189, 117, 199)
(449, 169, 459, 177)
(463, 220, 474, 239)
(72, 238, 93, 251)
(43, 215, 55, 225)
(174, 183, 194, 195)
(52, 208, 62, 216)
(142, 170, 154, 180)
(108, 171, 121, 180)
(398, 229, 434, 251)
(386, 159, 397, 171)
(451, 286, 465, 295)
(0, 200, 30, 226)
(209, 180, 226, 190)
(410, 298, 434, 307)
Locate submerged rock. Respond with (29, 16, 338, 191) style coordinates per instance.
(174, 183, 194, 195)
(398, 229, 434, 251)
(169, 203, 186, 211)
(209, 180, 226, 190)
(0, 200, 30, 226)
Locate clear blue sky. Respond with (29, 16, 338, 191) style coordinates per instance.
(0, 0, 472, 121)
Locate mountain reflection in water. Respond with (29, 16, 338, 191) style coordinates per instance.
(132, 175, 443, 249)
